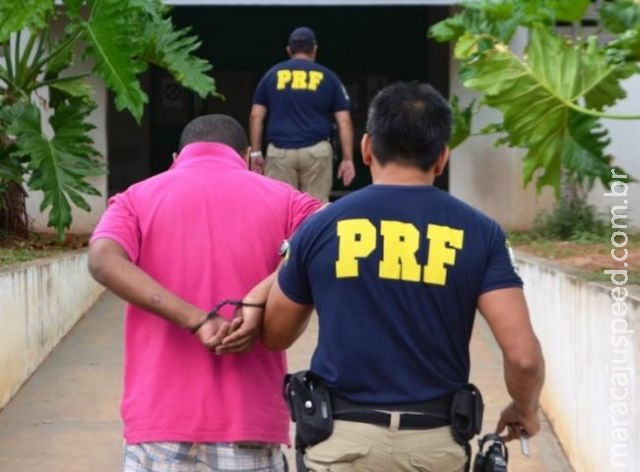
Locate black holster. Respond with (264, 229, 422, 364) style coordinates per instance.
(450, 383, 484, 443)
(451, 383, 484, 472)
(283, 371, 334, 451)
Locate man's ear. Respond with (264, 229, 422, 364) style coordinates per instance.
(360, 133, 373, 167)
(286, 46, 292, 57)
(433, 147, 450, 177)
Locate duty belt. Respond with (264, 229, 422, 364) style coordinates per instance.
(331, 392, 453, 430)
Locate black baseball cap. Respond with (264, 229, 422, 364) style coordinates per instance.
(288, 26, 317, 46)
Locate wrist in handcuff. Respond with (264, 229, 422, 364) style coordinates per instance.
(190, 300, 266, 334)
(189, 312, 217, 334)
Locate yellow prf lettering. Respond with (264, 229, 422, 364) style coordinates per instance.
(276, 70, 323, 91)
(276, 70, 292, 90)
(291, 70, 307, 89)
(378, 221, 421, 281)
(308, 71, 324, 90)
(424, 224, 464, 286)
(335, 219, 376, 278)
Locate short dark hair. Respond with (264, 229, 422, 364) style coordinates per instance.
(365, 82, 452, 171)
(288, 26, 316, 55)
(178, 114, 248, 154)
(289, 40, 315, 55)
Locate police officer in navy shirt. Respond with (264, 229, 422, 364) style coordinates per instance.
(257, 82, 546, 471)
(249, 26, 355, 202)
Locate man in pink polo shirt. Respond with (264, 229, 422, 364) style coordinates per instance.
(88, 114, 322, 471)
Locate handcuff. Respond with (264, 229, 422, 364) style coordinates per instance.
(190, 299, 266, 334)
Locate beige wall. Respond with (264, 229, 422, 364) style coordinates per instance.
(447, 29, 555, 231)
(448, 133, 555, 231)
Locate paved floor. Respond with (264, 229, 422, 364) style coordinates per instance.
(0, 292, 573, 471)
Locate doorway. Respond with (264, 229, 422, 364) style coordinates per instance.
(106, 5, 450, 194)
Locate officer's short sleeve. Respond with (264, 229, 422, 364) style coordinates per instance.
(331, 73, 351, 112)
(253, 73, 269, 106)
(278, 219, 315, 305)
(480, 224, 523, 294)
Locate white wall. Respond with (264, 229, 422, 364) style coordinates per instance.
(0, 252, 105, 410)
(589, 74, 640, 230)
(518, 253, 639, 472)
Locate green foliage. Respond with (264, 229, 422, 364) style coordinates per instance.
(530, 198, 609, 241)
(0, 0, 52, 43)
(601, 0, 640, 63)
(0, 245, 63, 266)
(553, 0, 591, 23)
(430, 0, 639, 198)
(3, 101, 103, 240)
(429, 0, 590, 45)
(0, 143, 24, 188)
(0, 0, 217, 240)
(66, 0, 149, 122)
(449, 95, 474, 149)
(139, 17, 217, 99)
(0, 231, 88, 266)
(600, 0, 640, 33)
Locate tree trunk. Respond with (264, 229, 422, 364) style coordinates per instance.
(0, 181, 29, 238)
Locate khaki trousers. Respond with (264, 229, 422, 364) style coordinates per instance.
(265, 141, 333, 202)
(303, 421, 466, 472)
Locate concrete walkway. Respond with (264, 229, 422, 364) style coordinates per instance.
(0, 292, 573, 471)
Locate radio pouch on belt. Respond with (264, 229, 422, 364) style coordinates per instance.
(283, 371, 334, 450)
(451, 383, 484, 444)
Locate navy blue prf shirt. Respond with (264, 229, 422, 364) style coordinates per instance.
(278, 185, 523, 405)
(253, 58, 350, 149)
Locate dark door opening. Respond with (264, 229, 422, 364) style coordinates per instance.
(107, 5, 450, 195)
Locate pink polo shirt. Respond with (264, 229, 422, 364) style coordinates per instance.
(91, 142, 321, 445)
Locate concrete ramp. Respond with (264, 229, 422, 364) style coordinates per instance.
(0, 292, 572, 471)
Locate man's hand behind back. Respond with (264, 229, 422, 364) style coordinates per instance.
(195, 315, 239, 352)
(215, 304, 264, 354)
